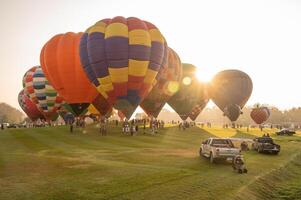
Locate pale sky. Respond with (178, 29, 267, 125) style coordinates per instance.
(0, 0, 300, 111)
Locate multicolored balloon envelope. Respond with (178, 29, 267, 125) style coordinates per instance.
(140, 47, 182, 118)
(87, 104, 100, 115)
(22, 66, 63, 121)
(80, 16, 168, 119)
(40, 32, 99, 115)
(250, 106, 270, 124)
(167, 63, 209, 120)
(209, 69, 253, 122)
(63, 103, 88, 116)
(18, 89, 45, 121)
(91, 94, 112, 116)
(188, 98, 209, 121)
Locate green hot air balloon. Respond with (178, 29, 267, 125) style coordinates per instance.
(209, 69, 253, 122)
(167, 63, 208, 120)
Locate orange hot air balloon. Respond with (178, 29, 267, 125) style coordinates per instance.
(40, 32, 99, 115)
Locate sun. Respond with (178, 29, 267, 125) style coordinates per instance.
(195, 68, 214, 83)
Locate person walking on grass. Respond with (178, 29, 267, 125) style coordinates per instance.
(100, 117, 107, 136)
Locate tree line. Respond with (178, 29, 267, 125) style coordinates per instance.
(157, 106, 301, 126)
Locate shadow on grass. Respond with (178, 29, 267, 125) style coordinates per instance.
(233, 130, 258, 139)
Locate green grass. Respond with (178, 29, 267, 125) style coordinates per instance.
(0, 124, 301, 200)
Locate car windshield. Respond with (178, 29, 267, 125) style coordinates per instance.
(211, 139, 234, 148)
(258, 138, 273, 143)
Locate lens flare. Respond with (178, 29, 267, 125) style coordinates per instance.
(182, 77, 192, 85)
(167, 81, 179, 94)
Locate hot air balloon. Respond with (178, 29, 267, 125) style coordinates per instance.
(40, 32, 99, 116)
(18, 89, 45, 121)
(188, 98, 209, 121)
(62, 103, 88, 116)
(167, 64, 209, 120)
(209, 70, 253, 122)
(118, 110, 126, 121)
(140, 47, 182, 118)
(250, 105, 270, 124)
(87, 104, 100, 115)
(22, 66, 63, 121)
(80, 16, 168, 119)
(91, 94, 112, 116)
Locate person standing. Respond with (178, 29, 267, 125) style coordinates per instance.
(143, 119, 146, 134)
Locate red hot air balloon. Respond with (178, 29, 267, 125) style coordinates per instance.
(18, 89, 45, 121)
(250, 106, 270, 124)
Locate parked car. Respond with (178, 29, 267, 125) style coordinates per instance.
(252, 137, 280, 154)
(199, 138, 241, 163)
(276, 128, 296, 136)
(7, 124, 18, 128)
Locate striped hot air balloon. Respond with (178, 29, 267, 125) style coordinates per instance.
(22, 66, 63, 121)
(80, 16, 168, 119)
(140, 47, 182, 118)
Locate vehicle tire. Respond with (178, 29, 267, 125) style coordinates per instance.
(199, 148, 203, 157)
(244, 169, 248, 173)
(238, 169, 243, 174)
(210, 152, 215, 163)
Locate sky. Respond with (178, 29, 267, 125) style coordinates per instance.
(0, 0, 300, 111)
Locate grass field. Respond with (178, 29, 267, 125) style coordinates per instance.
(0, 124, 301, 200)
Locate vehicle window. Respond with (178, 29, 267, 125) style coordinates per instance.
(258, 138, 273, 143)
(211, 139, 234, 147)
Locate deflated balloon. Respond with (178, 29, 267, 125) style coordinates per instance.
(140, 47, 182, 118)
(80, 16, 168, 119)
(22, 66, 63, 120)
(168, 64, 208, 120)
(40, 32, 99, 115)
(250, 106, 270, 124)
(18, 89, 45, 121)
(209, 70, 252, 121)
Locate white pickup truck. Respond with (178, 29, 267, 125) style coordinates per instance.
(199, 138, 241, 163)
